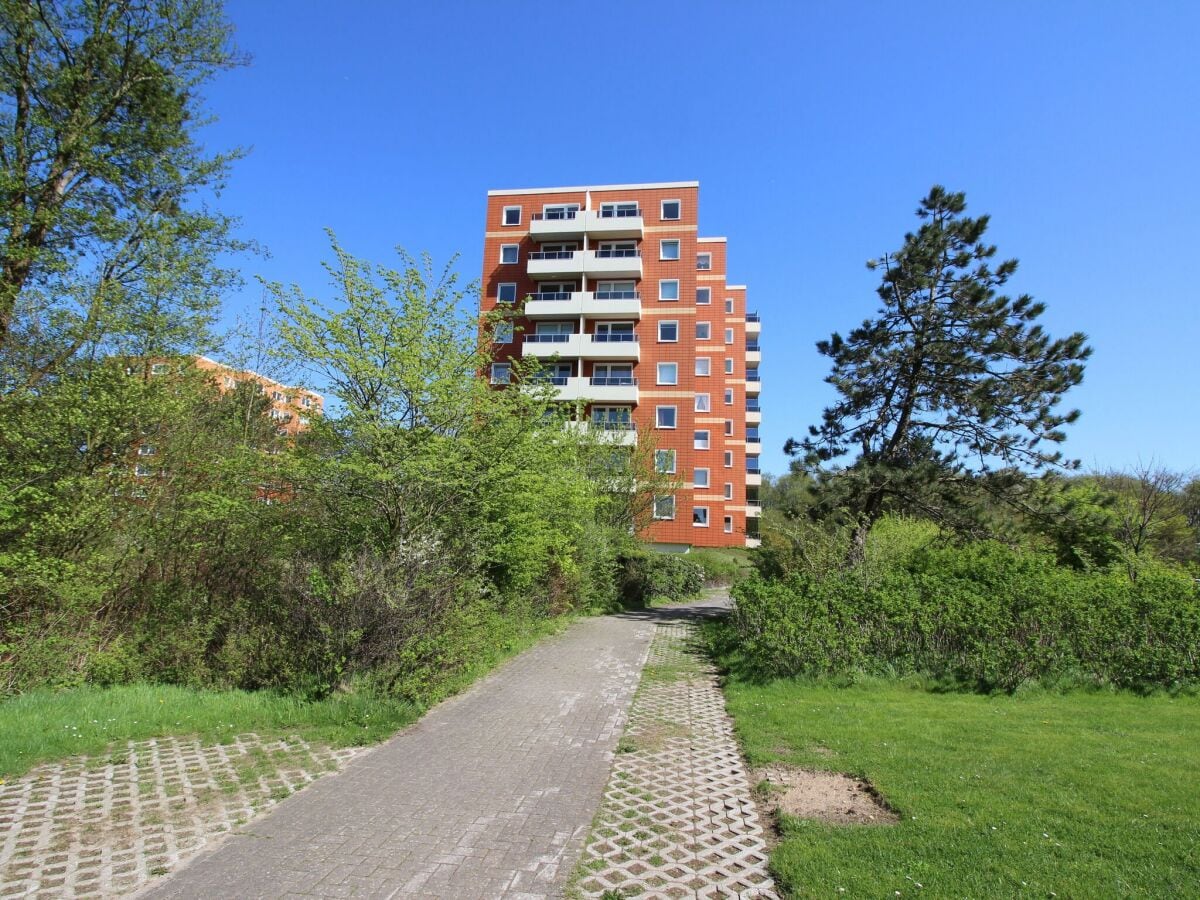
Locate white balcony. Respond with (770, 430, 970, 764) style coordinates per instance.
(745, 439, 762, 456)
(566, 420, 638, 447)
(745, 378, 761, 396)
(746, 350, 761, 365)
(583, 334, 639, 361)
(528, 209, 644, 242)
(523, 333, 583, 358)
(745, 536, 762, 549)
(746, 408, 761, 425)
(584, 249, 642, 280)
(529, 211, 585, 241)
(746, 313, 761, 336)
(527, 250, 584, 279)
(522, 290, 642, 320)
(584, 209, 644, 240)
(746, 472, 762, 487)
(745, 502, 762, 518)
(523, 291, 582, 318)
(551, 376, 639, 405)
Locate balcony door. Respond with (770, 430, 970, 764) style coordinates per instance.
(592, 406, 632, 428)
(594, 321, 635, 342)
(536, 281, 577, 300)
(599, 202, 639, 219)
(542, 203, 580, 221)
(595, 280, 636, 299)
(535, 321, 574, 335)
(596, 241, 637, 257)
(592, 363, 633, 385)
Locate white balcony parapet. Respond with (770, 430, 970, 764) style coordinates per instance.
(549, 376, 639, 405)
(746, 312, 761, 336)
(583, 333, 640, 361)
(746, 350, 762, 365)
(529, 210, 585, 241)
(584, 208, 644, 240)
(522, 290, 642, 320)
(746, 471, 762, 487)
(745, 502, 763, 518)
(745, 438, 761, 456)
(522, 333, 583, 357)
(746, 409, 762, 425)
(583, 249, 642, 280)
(745, 377, 761, 396)
(565, 420, 638, 447)
(745, 536, 762, 548)
(527, 249, 585, 279)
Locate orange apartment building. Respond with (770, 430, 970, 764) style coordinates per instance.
(480, 181, 762, 550)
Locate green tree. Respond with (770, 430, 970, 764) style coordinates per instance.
(0, 0, 246, 384)
(788, 186, 1091, 559)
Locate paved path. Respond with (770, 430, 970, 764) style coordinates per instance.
(143, 607, 665, 899)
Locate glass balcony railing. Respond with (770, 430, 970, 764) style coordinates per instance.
(532, 291, 572, 301)
(589, 333, 638, 343)
(529, 250, 577, 261)
(746, 371, 761, 382)
(590, 420, 636, 430)
(597, 207, 642, 219)
(746, 399, 761, 412)
(594, 248, 640, 259)
(747, 341, 761, 352)
(525, 333, 572, 343)
(531, 209, 580, 221)
(593, 290, 639, 300)
(746, 312, 761, 323)
(530, 374, 570, 385)
(746, 461, 761, 474)
(589, 376, 638, 386)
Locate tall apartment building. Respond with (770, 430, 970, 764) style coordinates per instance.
(480, 181, 762, 550)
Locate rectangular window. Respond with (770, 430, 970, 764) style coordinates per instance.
(502, 206, 522, 226)
(542, 203, 579, 220)
(694, 468, 710, 489)
(724, 450, 733, 468)
(659, 279, 680, 302)
(725, 327, 735, 344)
(497, 283, 517, 303)
(137, 445, 156, 456)
(661, 199, 681, 220)
(271, 390, 284, 401)
(490, 362, 511, 385)
(725, 298, 734, 314)
(656, 406, 677, 429)
(697, 287, 711, 305)
(223, 376, 237, 389)
(654, 449, 676, 474)
(134, 464, 153, 477)
(695, 357, 711, 377)
(724, 515, 734, 533)
(695, 393, 711, 413)
(697, 253, 712, 271)
(500, 244, 519, 264)
(724, 388, 733, 405)
(657, 362, 678, 385)
(600, 201, 639, 218)
(150, 363, 169, 375)
(724, 482, 734, 500)
(694, 430, 710, 450)
(693, 506, 710, 527)
(494, 322, 514, 344)
(658, 321, 679, 342)
(725, 420, 733, 436)
(302, 396, 312, 408)
(660, 240, 681, 261)
(696, 322, 711, 341)
(653, 495, 676, 520)
(725, 357, 734, 374)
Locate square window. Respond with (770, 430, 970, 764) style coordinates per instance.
(661, 199, 681, 220)
(657, 362, 678, 385)
(725, 357, 734, 374)
(694, 468, 710, 489)
(659, 279, 680, 302)
(696, 322, 711, 341)
(654, 449, 677, 474)
(725, 327, 735, 344)
(695, 357, 711, 377)
(490, 362, 511, 385)
(658, 321, 679, 342)
(497, 283, 517, 303)
(724, 482, 733, 500)
(724, 388, 733, 405)
(693, 506, 709, 527)
(657, 406, 677, 429)
(660, 240, 681, 261)
(694, 430, 710, 450)
(653, 495, 676, 520)
(695, 393, 711, 413)
(724, 450, 733, 468)
(725, 298, 734, 313)
(503, 206, 522, 226)
(500, 244, 519, 264)
(697, 253, 711, 271)
(494, 322, 514, 344)
(724, 515, 733, 533)
(697, 287, 711, 305)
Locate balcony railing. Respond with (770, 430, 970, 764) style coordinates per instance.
(594, 290, 639, 300)
(746, 371, 761, 382)
(525, 333, 573, 343)
(746, 399, 761, 412)
(590, 420, 636, 430)
(746, 312, 761, 323)
(530, 375, 570, 386)
(597, 207, 642, 219)
(533, 291, 572, 301)
(746, 431, 761, 442)
(531, 209, 580, 221)
(747, 341, 761, 352)
(589, 333, 637, 343)
(746, 461, 761, 474)
(594, 248, 639, 259)
(529, 250, 577, 261)
(746, 499, 762, 507)
(589, 376, 637, 386)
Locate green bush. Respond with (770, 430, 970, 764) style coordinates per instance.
(687, 549, 744, 586)
(619, 552, 705, 605)
(731, 539, 1200, 690)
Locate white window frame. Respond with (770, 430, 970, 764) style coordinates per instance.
(500, 243, 519, 264)
(724, 419, 733, 436)
(694, 468, 710, 489)
(695, 357, 711, 377)
(656, 406, 678, 429)
(661, 199, 681, 221)
(696, 322, 711, 341)
(724, 450, 733, 468)
(658, 320, 679, 343)
(725, 357, 734, 374)
(502, 206, 522, 226)
(660, 239, 681, 261)
(657, 362, 678, 385)
(725, 327, 735, 344)
(541, 203, 580, 220)
(490, 362, 511, 385)
(271, 390, 284, 401)
(659, 279, 680, 302)
(150, 363, 169, 375)
(724, 388, 733, 405)
(697, 287, 711, 305)
(724, 482, 734, 500)
(497, 283, 517, 303)
(724, 515, 734, 533)
(654, 449, 677, 474)
(725, 298, 734, 314)
(494, 322, 514, 344)
(694, 430, 710, 450)
(697, 252, 712, 271)
(301, 396, 312, 408)
(653, 495, 676, 520)
(693, 506, 710, 527)
(223, 376, 237, 389)
(137, 445, 156, 456)
(134, 463, 153, 477)
(695, 393, 711, 413)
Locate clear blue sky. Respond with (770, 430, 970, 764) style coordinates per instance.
(201, 0, 1200, 478)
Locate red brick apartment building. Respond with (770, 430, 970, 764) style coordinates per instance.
(479, 181, 762, 550)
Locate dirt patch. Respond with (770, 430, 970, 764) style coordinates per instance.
(755, 764, 899, 826)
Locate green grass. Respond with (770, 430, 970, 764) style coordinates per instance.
(712, 633, 1200, 897)
(0, 614, 568, 781)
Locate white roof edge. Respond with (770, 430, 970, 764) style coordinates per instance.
(488, 180, 700, 197)
(697, 236, 727, 243)
(195, 355, 321, 398)
(727, 284, 748, 290)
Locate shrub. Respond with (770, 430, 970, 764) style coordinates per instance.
(688, 550, 744, 586)
(619, 552, 705, 605)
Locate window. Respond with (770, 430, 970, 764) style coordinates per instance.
(653, 495, 676, 520)
(302, 396, 312, 408)
(661, 199, 681, 220)
(724, 515, 734, 534)
(725, 327, 735, 344)
(660, 240, 681, 261)
(269, 408, 288, 421)
(725, 298, 734, 314)
(596, 280, 635, 299)
(542, 203, 579, 220)
(497, 283, 517, 303)
(693, 506, 710, 527)
(490, 362, 511, 385)
(654, 449, 677, 474)
(694, 468, 710, 489)
(134, 464, 153, 477)
(696, 322, 711, 341)
(724, 419, 733, 436)
(725, 357, 734, 374)
(659, 279, 680, 302)
(724, 388, 733, 405)
(600, 201, 639, 218)
(500, 244, 519, 264)
(494, 322, 514, 344)
(724, 482, 734, 500)
(271, 390, 284, 401)
(658, 321, 679, 342)
(695, 393, 711, 413)
(656, 406, 677, 429)
(697, 253, 712, 271)
(657, 362, 678, 385)
(694, 430, 710, 450)
(150, 363, 169, 375)
(223, 376, 237, 389)
(697, 287, 711, 305)
(695, 357, 711, 377)
(137, 445, 156, 456)
(724, 450, 733, 468)
(502, 206, 521, 226)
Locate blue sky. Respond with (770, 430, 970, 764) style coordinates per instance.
(201, 0, 1199, 478)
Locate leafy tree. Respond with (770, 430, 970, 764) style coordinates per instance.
(788, 186, 1091, 559)
(0, 0, 246, 385)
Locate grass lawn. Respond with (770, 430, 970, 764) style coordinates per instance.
(715, 648, 1200, 896)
